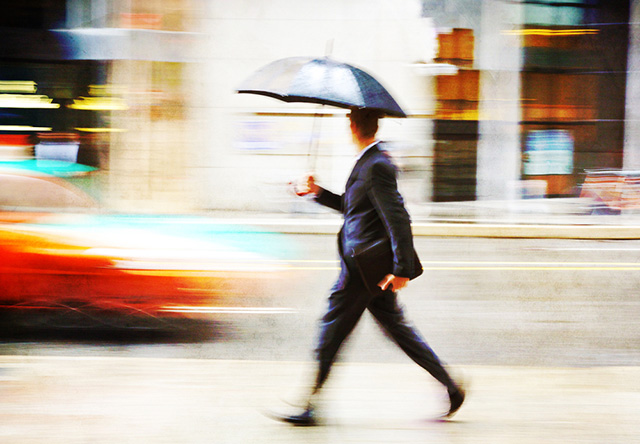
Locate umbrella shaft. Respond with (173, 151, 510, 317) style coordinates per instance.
(308, 108, 325, 171)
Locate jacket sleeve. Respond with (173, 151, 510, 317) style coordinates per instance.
(314, 187, 343, 212)
(366, 159, 416, 278)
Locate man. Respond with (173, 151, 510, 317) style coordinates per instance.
(276, 108, 465, 426)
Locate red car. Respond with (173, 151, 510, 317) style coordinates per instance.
(0, 162, 291, 330)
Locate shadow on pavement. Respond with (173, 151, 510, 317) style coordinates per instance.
(0, 311, 229, 344)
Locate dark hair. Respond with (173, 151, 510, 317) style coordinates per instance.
(349, 108, 382, 139)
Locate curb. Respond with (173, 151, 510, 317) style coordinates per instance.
(410, 223, 640, 239)
(224, 218, 640, 239)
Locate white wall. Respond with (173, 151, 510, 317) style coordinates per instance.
(190, 0, 437, 211)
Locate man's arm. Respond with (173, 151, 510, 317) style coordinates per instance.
(314, 187, 342, 212)
(294, 174, 343, 212)
(367, 160, 416, 279)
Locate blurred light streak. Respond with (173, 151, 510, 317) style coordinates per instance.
(75, 127, 126, 133)
(158, 306, 297, 314)
(410, 62, 459, 76)
(420, 260, 640, 267)
(424, 266, 640, 270)
(116, 262, 284, 273)
(503, 29, 599, 36)
(0, 125, 51, 131)
(279, 259, 640, 271)
(0, 81, 36, 93)
(68, 97, 128, 111)
(535, 246, 640, 251)
(0, 94, 59, 109)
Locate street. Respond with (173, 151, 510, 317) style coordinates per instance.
(2, 235, 638, 366)
(1, 235, 639, 442)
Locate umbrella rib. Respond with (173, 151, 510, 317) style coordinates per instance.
(351, 68, 368, 110)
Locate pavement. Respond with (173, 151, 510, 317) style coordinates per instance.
(0, 356, 638, 444)
(209, 197, 640, 239)
(2, 199, 639, 443)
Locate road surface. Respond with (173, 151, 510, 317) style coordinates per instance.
(1, 235, 639, 442)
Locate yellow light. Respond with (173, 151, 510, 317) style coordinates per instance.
(503, 29, 599, 36)
(68, 96, 129, 111)
(0, 94, 60, 109)
(75, 127, 127, 133)
(0, 125, 52, 131)
(0, 81, 37, 94)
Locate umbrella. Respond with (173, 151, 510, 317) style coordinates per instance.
(237, 56, 407, 118)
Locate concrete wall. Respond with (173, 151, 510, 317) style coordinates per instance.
(476, 0, 523, 201)
(625, 0, 640, 169)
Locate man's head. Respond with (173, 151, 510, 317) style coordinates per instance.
(349, 108, 382, 142)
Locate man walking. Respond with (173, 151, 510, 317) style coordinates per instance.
(275, 108, 465, 426)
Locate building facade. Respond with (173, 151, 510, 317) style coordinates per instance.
(0, 0, 637, 212)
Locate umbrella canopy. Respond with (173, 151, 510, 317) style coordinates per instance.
(237, 57, 407, 118)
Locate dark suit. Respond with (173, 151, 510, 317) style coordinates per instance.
(311, 142, 456, 394)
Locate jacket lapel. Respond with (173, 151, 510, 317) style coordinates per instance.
(346, 143, 380, 189)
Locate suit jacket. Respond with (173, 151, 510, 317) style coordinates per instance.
(315, 142, 419, 290)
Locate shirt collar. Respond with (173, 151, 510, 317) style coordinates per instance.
(355, 140, 380, 161)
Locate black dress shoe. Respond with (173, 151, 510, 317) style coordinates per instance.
(269, 407, 317, 426)
(445, 386, 465, 418)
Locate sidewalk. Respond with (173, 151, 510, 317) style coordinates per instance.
(208, 197, 640, 239)
(0, 356, 638, 443)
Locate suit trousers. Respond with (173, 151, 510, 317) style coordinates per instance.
(312, 271, 456, 395)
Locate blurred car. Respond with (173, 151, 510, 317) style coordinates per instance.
(0, 161, 292, 330)
(580, 169, 640, 215)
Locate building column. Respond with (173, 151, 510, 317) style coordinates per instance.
(476, 0, 523, 201)
(624, 0, 640, 169)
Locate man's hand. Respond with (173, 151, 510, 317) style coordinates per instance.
(378, 274, 409, 292)
(291, 174, 320, 197)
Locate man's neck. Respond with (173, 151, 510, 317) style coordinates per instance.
(356, 137, 377, 153)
